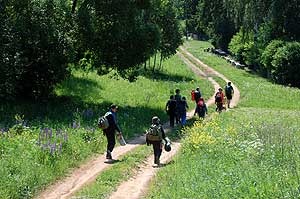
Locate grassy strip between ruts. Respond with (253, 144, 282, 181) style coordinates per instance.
(72, 145, 153, 199)
(145, 40, 300, 199)
(0, 53, 215, 199)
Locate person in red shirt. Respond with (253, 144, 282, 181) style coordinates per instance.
(215, 88, 225, 112)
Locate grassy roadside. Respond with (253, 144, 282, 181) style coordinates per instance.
(146, 40, 300, 199)
(0, 53, 215, 199)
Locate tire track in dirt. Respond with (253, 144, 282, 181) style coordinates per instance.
(107, 50, 234, 199)
(179, 46, 240, 108)
(37, 46, 240, 199)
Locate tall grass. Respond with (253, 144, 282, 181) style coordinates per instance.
(0, 53, 214, 199)
(146, 40, 300, 199)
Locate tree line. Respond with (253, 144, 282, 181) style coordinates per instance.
(0, 0, 182, 100)
(184, 0, 300, 88)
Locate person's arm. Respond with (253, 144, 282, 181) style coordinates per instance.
(107, 114, 121, 133)
(160, 127, 166, 140)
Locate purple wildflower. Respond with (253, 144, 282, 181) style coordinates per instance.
(49, 129, 53, 140)
(45, 128, 49, 139)
(59, 141, 63, 153)
(64, 131, 68, 142)
(53, 141, 57, 152)
(72, 121, 77, 129)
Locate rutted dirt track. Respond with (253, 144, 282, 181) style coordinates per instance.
(36, 46, 240, 199)
(107, 48, 240, 199)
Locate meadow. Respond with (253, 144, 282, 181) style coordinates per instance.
(146, 40, 300, 199)
(0, 53, 214, 199)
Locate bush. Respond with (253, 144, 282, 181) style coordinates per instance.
(260, 40, 285, 78)
(272, 42, 300, 87)
(228, 28, 252, 64)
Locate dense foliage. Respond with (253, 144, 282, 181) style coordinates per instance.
(0, 0, 182, 100)
(0, 0, 72, 99)
(181, 0, 300, 87)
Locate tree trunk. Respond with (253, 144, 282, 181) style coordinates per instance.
(152, 53, 157, 72)
(148, 57, 151, 69)
(159, 54, 163, 70)
(72, 0, 78, 14)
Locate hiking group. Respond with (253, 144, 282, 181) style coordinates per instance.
(215, 81, 234, 112)
(98, 82, 234, 166)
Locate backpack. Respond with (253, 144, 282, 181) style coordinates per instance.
(215, 93, 222, 102)
(97, 112, 111, 129)
(197, 100, 204, 107)
(225, 86, 232, 96)
(146, 124, 162, 141)
(191, 90, 195, 101)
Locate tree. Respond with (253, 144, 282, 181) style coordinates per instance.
(0, 0, 72, 100)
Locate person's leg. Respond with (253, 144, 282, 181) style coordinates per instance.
(170, 112, 175, 127)
(153, 142, 162, 165)
(106, 132, 115, 159)
(181, 112, 186, 126)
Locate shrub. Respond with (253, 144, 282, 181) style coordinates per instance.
(272, 42, 300, 87)
(260, 40, 285, 78)
(228, 28, 250, 63)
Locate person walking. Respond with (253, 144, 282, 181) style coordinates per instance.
(194, 97, 208, 119)
(102, 104, 122, 160)
(166, 95, 177, 127)
(146, 116, 166, 167)
(194, 87, 202, 104)
(225, 82, 234, 108)
(174, 88, 182, 124)
(178, 96, 189, 126)
(215, 88, 225, 112)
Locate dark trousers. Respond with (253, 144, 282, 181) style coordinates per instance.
(105, 132, 116, 152)
(169, 112, 175, 127)
(152, 141, 162, 161)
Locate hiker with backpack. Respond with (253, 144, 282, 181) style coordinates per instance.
(145, 116, 167, 167)
(99, 104, 122, 160)
(174, 88, 182, 124)
(166, 95, 177, 127)
(194, 97, 208, 118)
(215, 88, 225, 112)
(178, 96, 189, 126)
(194, 87, 202, 104)
(225, 82, 234, 108)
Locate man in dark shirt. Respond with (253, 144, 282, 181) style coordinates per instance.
(165, 95, 177, 127)
(103, 104, 122, 160)
(225, 82, 234, 108)
(194, 87, 202, 104)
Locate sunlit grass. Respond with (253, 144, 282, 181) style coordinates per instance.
(146, 40, 300, 199)
(0, 52, 215, 199)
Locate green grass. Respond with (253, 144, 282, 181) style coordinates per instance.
(183, 40, 300, 110)
(146, 40, 300, 199)
(0, 53, 215, 199)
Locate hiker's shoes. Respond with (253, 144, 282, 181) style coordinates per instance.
(154, 156, 160, 165)
(106, 150, 112, 159)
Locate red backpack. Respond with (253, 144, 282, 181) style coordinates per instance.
(191, 90, 195, 101)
